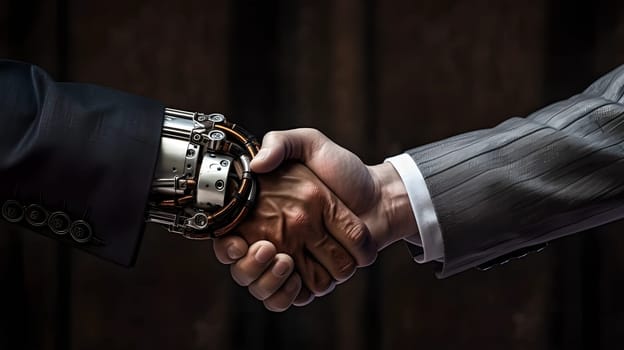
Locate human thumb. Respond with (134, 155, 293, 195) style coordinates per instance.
(250, 129, 322, 173)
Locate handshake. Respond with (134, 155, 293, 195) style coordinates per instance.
(211, 128, 418, 312)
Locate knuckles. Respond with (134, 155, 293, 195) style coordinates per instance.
(263, 131, 281, 144)
(299, 128, 324, 142)
(344, 221, 369, 248)
(335, 258, 356, 282)
(292, 209, 308, 225)
(307, 272, 336, 296)
(298, 181, 322, 201)
(299, 259, 336, 296)
(344, 221, 377, 266)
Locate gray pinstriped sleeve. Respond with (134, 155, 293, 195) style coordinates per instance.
(407, 64, 624, 278)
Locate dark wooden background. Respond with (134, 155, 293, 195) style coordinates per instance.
(2, 0, 624, 349)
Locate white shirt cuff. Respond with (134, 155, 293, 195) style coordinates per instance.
(385, 153, 444, 263)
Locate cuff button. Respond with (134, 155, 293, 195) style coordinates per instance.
(2, 201, 24, 223)
(48, 212, 71, 235)
(25, 204, 49, 227)
(70, 220, 92, 243)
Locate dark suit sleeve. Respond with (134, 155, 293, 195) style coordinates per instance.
(0, 60, 164, 266)
(407, 64, 624, 277)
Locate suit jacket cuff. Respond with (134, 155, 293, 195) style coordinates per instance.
(385, 153, 444, 263)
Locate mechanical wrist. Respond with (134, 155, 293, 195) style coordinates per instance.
(146, 108, 259, 239)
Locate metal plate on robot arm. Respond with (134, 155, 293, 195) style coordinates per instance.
(148, 108, 259, 238)
(152, 115, 201, 196)
(154, 137, 194, 179)
(196, 153, 233, 208)
(163, 113, 195, 132)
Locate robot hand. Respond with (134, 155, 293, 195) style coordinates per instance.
(146, 108, 259, 239)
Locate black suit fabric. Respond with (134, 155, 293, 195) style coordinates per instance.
(409, 64, 624, 277)
(0, 60, 163, 266)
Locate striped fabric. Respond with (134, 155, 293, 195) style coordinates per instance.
(408, 65, 624, 278)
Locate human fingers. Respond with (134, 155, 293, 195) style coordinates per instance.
(293, 286, 314, 307)
(323, 197, 378, 267)
(212, 235, 248, 264)
(248, 253, 295, 300)
(251, 129, 377, 217)
(304, 230, 356, 283)
(250, 128, 324, 173)
(230, 241, 277, 286)
(293, 252, 336, 297)
(263, 273, 303, 312)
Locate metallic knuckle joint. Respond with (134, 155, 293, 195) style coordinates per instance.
(146, 108, 260, 240)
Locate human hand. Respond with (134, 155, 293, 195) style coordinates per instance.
(213, 161, 378, 310)
(213, 237, 303, 311)
(251, 128, 417, 249)
(213, 129, 417, 311)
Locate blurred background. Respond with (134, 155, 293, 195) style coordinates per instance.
(1, 0, 624, 349)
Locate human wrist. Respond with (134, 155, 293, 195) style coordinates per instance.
(367, 162, 418, 250)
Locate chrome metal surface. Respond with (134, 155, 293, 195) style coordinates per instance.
(149, 108, 258, 238)
(196, 153, 232, 208)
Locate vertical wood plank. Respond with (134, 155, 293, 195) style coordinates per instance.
(284, 0, 330, 132)
(0, 0, 7, 54)
(374, 1, 553, 349)
(327, 0, 367, 154)
(67, 1, 234, 349)
(328, 2, 381, 350)
(543, 1, 601, 348)
(227, 1, 282, 349)
(1, 0, 65, 349)
(589, 1, 624, 349)
(0, 3, 15, 349)
(271, 1, 379, 350)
